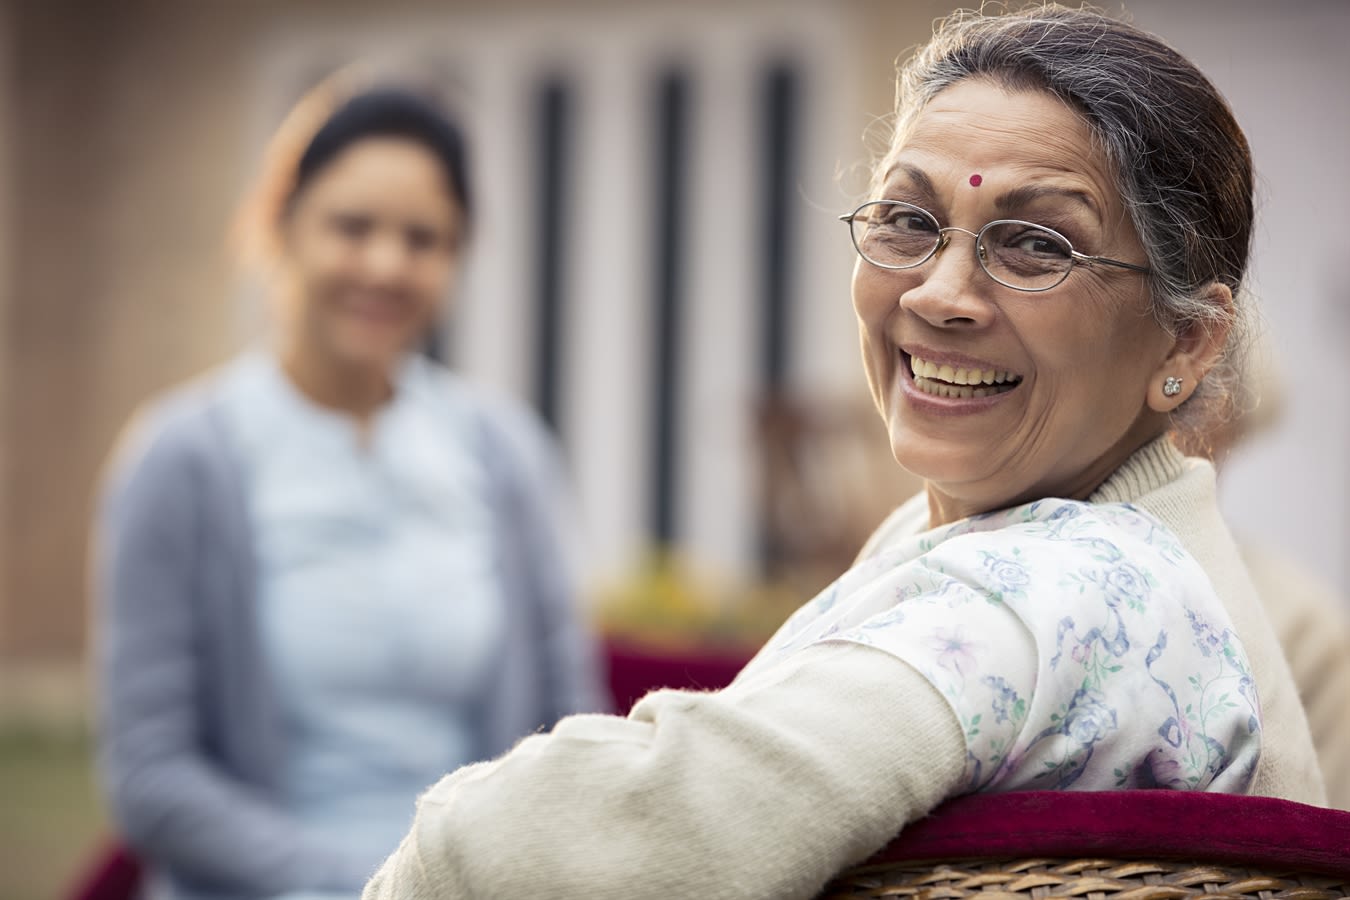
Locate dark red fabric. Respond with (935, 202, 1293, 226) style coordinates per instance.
(603, 638, 753, 714)
(65, 792, 1350, 898)
(63, 839, 142, 900)
(870, 790, 1350, 877)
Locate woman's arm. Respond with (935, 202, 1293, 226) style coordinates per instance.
(363, 641, 965, 900)
(93, 408, 373, 895)
(482, 398, 610, 719)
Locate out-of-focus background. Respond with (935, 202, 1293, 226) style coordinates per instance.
(0, 1, 1345, 898)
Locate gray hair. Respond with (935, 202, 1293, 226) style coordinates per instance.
(880, 3, 1254, 444)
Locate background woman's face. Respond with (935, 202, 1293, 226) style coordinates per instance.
(852, 79, 1174, 521)
(277, 136, 463, 373)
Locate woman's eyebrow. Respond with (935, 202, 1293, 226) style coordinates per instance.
(883, 162, 936, 197)
(885, 165, 1099, 220)
(994, 184, 1100, 217)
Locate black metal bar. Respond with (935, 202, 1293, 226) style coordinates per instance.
(534, 77, 571, 432)
(760, 62, 798, 390)
(757, 62, 802, 573)
(649, 70, 689, 546)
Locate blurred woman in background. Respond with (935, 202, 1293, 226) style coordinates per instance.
(92, 84, 608, 900)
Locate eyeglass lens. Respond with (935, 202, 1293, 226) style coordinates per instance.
(850, 201, 1076, 290)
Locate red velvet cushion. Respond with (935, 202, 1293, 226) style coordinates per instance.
(604, 638, 752, 714)
(870, 790, 1350, 877)
(68, 793, 1350, 900)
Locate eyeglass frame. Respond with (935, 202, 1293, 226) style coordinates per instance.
(839, 199, 1151, 293)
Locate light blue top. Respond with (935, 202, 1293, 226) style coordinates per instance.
(218, 352, 509, 879)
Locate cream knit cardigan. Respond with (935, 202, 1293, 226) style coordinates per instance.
(363, 437, 1324, 900)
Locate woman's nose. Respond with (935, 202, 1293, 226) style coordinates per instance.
(897, 230, 997, 329)
(363, 232, 412, 282)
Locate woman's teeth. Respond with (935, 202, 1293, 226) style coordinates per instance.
(909, 355, 1022, 399)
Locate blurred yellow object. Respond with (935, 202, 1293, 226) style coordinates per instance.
(594, 549, 803, 655)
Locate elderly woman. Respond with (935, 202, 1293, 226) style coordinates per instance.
(364, 6, 1324, 900)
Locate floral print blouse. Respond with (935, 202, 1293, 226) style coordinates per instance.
(745, 496, 1261, 794)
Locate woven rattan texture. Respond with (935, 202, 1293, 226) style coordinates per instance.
(818, 857, 1350, 900)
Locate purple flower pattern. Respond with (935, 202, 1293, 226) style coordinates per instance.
(744, 498, 1261, 795)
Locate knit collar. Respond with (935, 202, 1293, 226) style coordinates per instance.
(1088, 434, 1188, 506)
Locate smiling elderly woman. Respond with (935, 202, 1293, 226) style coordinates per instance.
(365, 6, 1324, 900)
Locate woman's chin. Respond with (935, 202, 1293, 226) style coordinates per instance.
(328, 328, 416, 372)
(891, 439, 1008, 500)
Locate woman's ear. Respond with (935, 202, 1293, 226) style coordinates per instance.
(1146, 282, 1234, 413)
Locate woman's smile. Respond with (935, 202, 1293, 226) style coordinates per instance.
(900, 347, 1024, 404)
(338, 290, 418, 324)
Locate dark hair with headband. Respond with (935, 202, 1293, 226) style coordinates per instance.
(286, 87, 474, 226)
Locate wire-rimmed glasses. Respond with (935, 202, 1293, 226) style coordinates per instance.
(840, 200, 1151, 292)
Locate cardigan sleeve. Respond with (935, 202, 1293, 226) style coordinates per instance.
(362, 641, 966, 900)
(475, 394, 611, 720)
(93, 405, 374, 895)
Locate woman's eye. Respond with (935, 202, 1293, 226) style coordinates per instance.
(1008, 230, 1071, 258)
(331, 213, 373, 240)
(898, 213, 937, 233)
(405, 226, 441, 253)
(873, 208, 935, 233)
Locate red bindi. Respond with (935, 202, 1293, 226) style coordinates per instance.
(969, 173, 983, 187)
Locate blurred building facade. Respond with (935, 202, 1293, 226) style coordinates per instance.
(0, 0, 1345, 720)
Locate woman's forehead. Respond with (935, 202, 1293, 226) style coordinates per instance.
(881, 82, 1121, 214)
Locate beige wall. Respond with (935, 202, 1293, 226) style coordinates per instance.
(4, 2, 245, 660)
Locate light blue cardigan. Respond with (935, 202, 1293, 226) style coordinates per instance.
(92, 364, 610, 899)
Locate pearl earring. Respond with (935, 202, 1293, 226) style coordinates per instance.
(1162, 376, 1183, 398)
